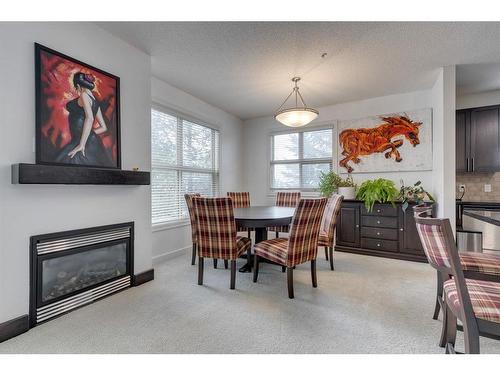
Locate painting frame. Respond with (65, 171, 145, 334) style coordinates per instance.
(337, 108, 433, 174)
(35, 42, 121, 170)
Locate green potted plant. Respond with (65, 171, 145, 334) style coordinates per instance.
(356, 178, 398, 212)
(398, 180, 435, 211)
(318, 172, 356, 199)
(318, 171, 342, 198)
(337, 175, 356, 200)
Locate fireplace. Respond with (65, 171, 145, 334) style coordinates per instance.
(30, 222, 134, 326)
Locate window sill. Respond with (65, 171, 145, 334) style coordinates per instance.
(152, 220, 190, 232)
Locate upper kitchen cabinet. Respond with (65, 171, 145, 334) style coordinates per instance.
(456, 105, 500, 173)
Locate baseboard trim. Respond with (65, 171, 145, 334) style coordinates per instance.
(152, 245, 190, 265)
(0, 315, 29, 343)
(133, 269, 155, 286)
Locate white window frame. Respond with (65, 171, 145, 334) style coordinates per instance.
(269, 124, 335, 194)
(151, 103, 221, 229)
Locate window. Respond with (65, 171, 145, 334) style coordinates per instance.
(151, 108, 219, 225)
(270, 128, 333, 190)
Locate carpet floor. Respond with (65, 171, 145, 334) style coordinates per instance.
(1, 251, 499, 354)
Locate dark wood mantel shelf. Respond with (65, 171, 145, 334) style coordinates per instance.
(11, 163, 150, 185)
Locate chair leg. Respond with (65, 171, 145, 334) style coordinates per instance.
(253, 255, 259, 282)
(230, 260, 236, 289)
(213, 259, 218, 269)
(224, 259, 228, 269)
(439, 300, 448, 348)
(433, 271, 443, 320)
(198, 257, 204, 285)
(281, 266, 286, 273)
(464, 325, 480, 354)
(324, 246, 328, 260)
(276, 231, 279, 238)
(287, 267, 294, 299)
(248, 229, 251, 239)
(444, 302, 457, 353)
(329, 247, 334, 271)
(311, 260, 317, 288)
(191, 243, 197, 265)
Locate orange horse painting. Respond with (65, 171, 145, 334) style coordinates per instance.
(339, 115, 422, 173)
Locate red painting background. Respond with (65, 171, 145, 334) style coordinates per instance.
(39, 49, 118, 163)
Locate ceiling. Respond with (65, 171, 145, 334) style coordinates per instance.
(457, 63, 500, 95)
(98, 22, 500, 120)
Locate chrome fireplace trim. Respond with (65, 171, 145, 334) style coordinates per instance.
(37, 227, 131, 255)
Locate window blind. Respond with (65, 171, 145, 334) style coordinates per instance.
(271, 128, 333, 191)
(152, 108, 219, 224)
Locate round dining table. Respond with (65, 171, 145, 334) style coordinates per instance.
(234, 206, 295, 273)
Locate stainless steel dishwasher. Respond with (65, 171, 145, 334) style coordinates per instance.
(461, 209, 500, 252)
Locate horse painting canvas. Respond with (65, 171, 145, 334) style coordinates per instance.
(338, 109, 432, 173)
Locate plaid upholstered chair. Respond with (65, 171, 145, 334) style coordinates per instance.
(184, 193, 201, 266)
(227, 192, 252, 238)
(192, 197, 252, 289)
(413, 206, 500, 324)
(253, 198, 327, 299)
(318, 194, 344, 271)
(414, 210, 500, 353)
(269, 191, 301, 238)
(185, 193, 227, 269)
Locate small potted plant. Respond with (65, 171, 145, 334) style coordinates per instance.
(318, 172, 356, 199)
(398, 180, 435, 211)
(355, 178, 398, 212)
(337, 175, 356, 200)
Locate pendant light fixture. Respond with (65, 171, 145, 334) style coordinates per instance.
(274, 77, 319, 127)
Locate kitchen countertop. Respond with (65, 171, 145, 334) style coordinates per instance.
(463, 208, 500, 227)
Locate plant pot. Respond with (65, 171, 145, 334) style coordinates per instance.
(338, 186, 356, 200)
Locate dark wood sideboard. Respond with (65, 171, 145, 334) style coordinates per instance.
(335, 200, 428, 263)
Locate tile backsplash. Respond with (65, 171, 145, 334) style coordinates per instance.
(456, 172, 500, 202)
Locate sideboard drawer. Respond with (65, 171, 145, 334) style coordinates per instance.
(361, 216, 398, 228)
(361, 238, 399, 252)
(361, 227, 398, 241)
(361, 204, 398, 217)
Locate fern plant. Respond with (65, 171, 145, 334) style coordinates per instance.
(355, 178, 398, 212)
(318, 171, 342, 197)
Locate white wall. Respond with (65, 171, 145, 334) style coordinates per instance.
(0, 22, 152, 323)
(457, 89, 500, 110)
(151, 77, 244, 263)
(242, 90, 436, 205)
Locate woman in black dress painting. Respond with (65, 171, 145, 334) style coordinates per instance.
(56, 72, 113, 166)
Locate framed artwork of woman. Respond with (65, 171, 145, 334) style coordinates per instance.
(35, 43, 121, 169)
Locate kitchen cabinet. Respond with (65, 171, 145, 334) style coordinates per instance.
(457, 105, 500, 173)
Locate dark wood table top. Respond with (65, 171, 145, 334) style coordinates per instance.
(234, 206, 295, 228)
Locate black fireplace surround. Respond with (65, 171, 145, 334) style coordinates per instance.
(30, 222, 134, 327)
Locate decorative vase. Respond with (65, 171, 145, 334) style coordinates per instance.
(338, 186, 356, 200)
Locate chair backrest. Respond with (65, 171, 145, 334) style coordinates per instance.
(287, 198, 327, 266)
(227, 192, 250, 208)
(184, 193, 201, 244)
(319, 194, 344, 245)
(414, 210, 477, 327)
(192, 197, 239, 260)
(275, 191, 301, 207)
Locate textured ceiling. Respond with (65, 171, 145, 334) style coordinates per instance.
(97, 22, 500, 120)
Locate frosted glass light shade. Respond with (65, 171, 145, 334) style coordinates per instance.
(274, 108, 319, 127)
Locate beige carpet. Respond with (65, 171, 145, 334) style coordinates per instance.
(1, 251, 499, 354)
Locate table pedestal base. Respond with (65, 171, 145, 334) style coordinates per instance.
(238, 227, 268, 273)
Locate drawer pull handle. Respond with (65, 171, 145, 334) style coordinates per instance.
(377, 209, 381, 213)
(377, 232, 380, 236)
(400, 228, 404, 232)
(377, 243, 381, 247)
(377, 220, 381, 224)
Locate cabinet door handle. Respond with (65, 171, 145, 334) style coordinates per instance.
(355, 224, 359, 228)
(376, 209, 381, 213)
(472, 157, 474, 172)
(466, 158, 469, 172)
(377, 220, 381, 224)
(400, 228, 404, 232)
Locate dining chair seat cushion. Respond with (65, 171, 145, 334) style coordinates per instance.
(444, 278, 500, 323)
(267, 225, 290, 233)
(236, 236, 252, 255)
(317, 232, 330, 247)
(254, 238, 289, 266)
(460, 252, 500, 276)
